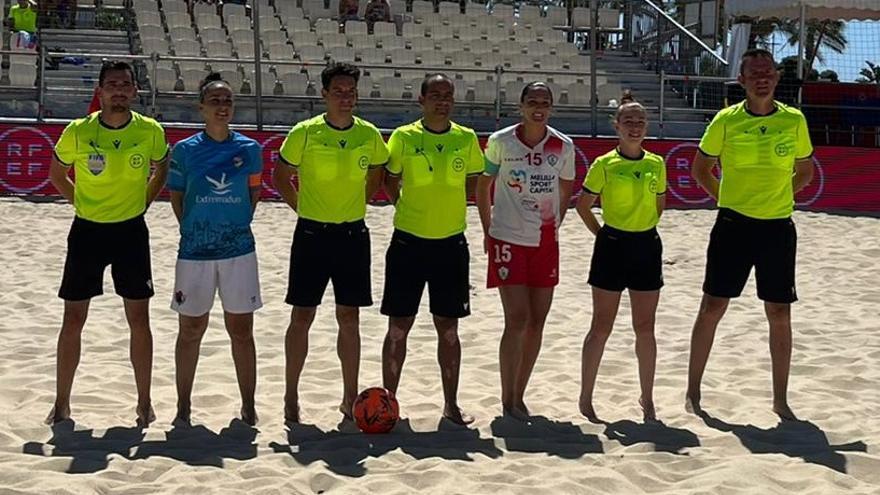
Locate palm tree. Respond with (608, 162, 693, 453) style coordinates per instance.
(856, 61, 880, 84)
(744, 17, 848, 79)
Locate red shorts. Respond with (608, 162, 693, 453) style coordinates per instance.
(487, 226, 559, 288)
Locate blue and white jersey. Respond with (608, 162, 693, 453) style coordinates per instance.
(168, 131, 263, 260)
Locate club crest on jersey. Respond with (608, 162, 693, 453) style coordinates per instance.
(233, 155, 244, 168)
(498, 266, 509, 280)
(546, 154, 558, 166)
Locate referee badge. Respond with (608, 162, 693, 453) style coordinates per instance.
(452, 157, 465, 172)
(87, 153, 105, 175)
(359, 156, 369, 170)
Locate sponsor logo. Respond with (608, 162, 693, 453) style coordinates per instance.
(207, 173, 233, 195)
(339, 139, 347, 148)
(129, 153, 145, 169)
(0, 126, 56, 194)
(507, 169, 526, 193)
(435, 143, 444, 152)
(759, 125, 768, 135)
(113, 139, 122, 149)
(198, 173, 242, 204)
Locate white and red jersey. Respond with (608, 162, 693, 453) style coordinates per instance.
(484, 124, 576, 247)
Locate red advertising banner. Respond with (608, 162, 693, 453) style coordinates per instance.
(1, 123, 878, 214)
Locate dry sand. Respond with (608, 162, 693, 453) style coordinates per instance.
(0, 198, 878, 494)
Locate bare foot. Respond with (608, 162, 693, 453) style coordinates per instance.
(136, 403, 156, 428)
(284, 402, 300, 424)
(338, 402, 353, 422)
(639, 397, 656, 422)
(240, 406, 258, 426)
(773, 401, 798, 421)
(684, 393, 702, 415)
(174, 408, 192, 426)
(578, 398, 601, 423)
(45, 404, 71, 425)
(443, 404, 474, 425)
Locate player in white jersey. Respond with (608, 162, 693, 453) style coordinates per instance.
(476, 82, 576, 420)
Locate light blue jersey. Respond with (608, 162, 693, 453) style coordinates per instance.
(168, 131, 263, 260)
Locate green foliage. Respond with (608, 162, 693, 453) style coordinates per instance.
(856, 61, 880, 84)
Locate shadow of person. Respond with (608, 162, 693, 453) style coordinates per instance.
(490, 415, 604, 459)
(269, 418, 503, 478)
(602, 419, 700, 455)
(698, 410, 866, 473)
(131, 418, 258, 467)
(22, 420, 147, 474)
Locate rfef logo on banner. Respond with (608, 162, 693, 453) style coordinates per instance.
(0, 126, 55, 195)
(663, 142, 718, 205)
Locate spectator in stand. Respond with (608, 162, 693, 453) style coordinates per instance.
(339, 0, 360, 22)
(364, 0, 391, 32)
(6, 0, 38, 34)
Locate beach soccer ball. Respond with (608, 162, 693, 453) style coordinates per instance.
(353, 387, 399, 434)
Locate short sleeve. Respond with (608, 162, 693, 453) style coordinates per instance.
(150, 122, 169, 162)
(249, 141, 264, 176)
(279, 121, 307, 167)
(465, 130, 484, 175)
(385, 129, 404, 175)
(583, 159, 605, 195)
(559, 142, 576, 181)
(371, 128, 390, 167)
(54, 121, 78, 167)
(656, 157, 668, 194)
(167, 142, 187, 192)
(698, 111, 725, 157)
(794, 113, 814, 160)
(483, 134, 501, 175)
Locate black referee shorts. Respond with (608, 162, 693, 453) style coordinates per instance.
(703, 208, 798, 304)
(588, 225, 664, 292)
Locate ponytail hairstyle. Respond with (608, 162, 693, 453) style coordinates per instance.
(520, 81, 553, 105)
(614, 89, 646, 121)
(198, 72, 232, 102)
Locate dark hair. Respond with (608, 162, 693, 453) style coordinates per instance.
(520, 81, 553, 105)
(199, 72, 232, 102)
(420, 72, 454, 96)
(614, 89, 646, 120)
(98, 60, 136, 86)
(321, 62, 361, 91)
(740, 48, 776, 75)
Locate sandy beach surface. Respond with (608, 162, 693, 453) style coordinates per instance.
(0, 198, 878, 494)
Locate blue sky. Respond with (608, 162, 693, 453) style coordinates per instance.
(766, 21, 879, 82)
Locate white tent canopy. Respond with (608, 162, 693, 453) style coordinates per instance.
(725, 0, 880, 20)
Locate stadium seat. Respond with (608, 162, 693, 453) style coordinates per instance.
(195, 13, 222, 29)
(181, 69, 206, 91)
(345, 21, 368, 37)
(473, 80, 497, 103)
(220, 70, 244, 93)
(408, 37, 434, 52)
(286, 18, 311, 33)
(503, 80, 525, 102)
(174, 39, 201, 57)
(450, 51, 476, 68)
(438, 3, 460, 17)
(418, 50, 445, 68)
(402, 23, 426, 38)
(499, 42, 525, 56)
(372, 21, 395, 37)
(598, 8, 620, 29)
(276, 2, 303, 18)
(566, 83, 590, 105)
(281, 72, 309, 95)
(388, 48, 417, 66)
(231, 28, 255, 46)
(162, 0, 187, 14)
(153, 67, 178, 91)
(193, 2, 217, 17)
(328, 46, 356, 63)
(358, 75, 375, 97)
(275, 64, 303, 77)
(525, 41, 550, 57)
(9, 63, 36, 87)
(419, 14, 443, 28)
(359, 49, 387, 65)
(165, 12, 191, 29)
(347, 33, 373, 48)
(511, 26, 537, 43)
(377, 77, 405, 99)
(268, 43, 295, 60)
(597, 83, 622, 106)
(539, 54, 565, 71)
(169, 26, 197, 42)
(291, 31, 319, 48)
(507, 54, 534, 70)
(222, 3, 247, 21)
(491, 4, 514, 18)
(453, 78, 471, 101)
(226, 15, 251, 32)
(205, 41, 233, 58)
(209, 61, 238, 73)
(262, 31, 288, 48)
(377, 35, 405, 51)
(297, 45, 326, 63)
(486, 26, 509, 43)
(431, 25, 454, 41)
(320, 33, 348, 49)
(545, 7, 567, 26)
(554, 42, 579, 58)
(142, 38, 170, 54)
(368, 67, 394, 80)
(478, 52, 504, 70)
(568, 56, 590, 72)
(199, 26, 227, 44)
(571, 7, 591, 28)
(315, 19, 340, 37)
(411, 1, 435, 20)
(138, 25, 165, 41)
(136, 11, 161, 27)
(518, 5, 542, 25)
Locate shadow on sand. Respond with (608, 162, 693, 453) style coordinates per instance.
(269, 418, 503, 477)
(22, 419, 258, 473)
(490, 415, 604, 459)
(602, 419, 701, 455)
(698, 410, 867, 473)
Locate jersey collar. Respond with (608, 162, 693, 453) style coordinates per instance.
(514, 123, 549, 150)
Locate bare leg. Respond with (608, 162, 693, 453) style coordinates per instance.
(765, 302, 796, 420)
(335, 304, 360, 419)
(579, 287, 621, 422)
(629, 289, 660, 422)
(175, 312, 209, 424)
(685, 294, 729, 413)
(435, 315, 473, 425)
(225, 311, 257, 425)
(124, 298, 154, 427)
(47, 300, 90, 424)
(498, 286, 529, 419)
(513, 287, 554, 416)
(382, 316, 414, 394)
(284, 305, 316, 423)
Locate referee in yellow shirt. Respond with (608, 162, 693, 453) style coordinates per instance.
(381, 73, 484, 425)
(686, 49, 814, 421)
(273, 63, 389, 424)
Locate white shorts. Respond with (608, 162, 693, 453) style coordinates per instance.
(171, 252, 263, 317)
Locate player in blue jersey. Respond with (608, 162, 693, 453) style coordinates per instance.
(168, 73, 264, 426)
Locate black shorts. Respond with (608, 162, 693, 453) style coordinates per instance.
(380, 230, 471, 318)
(285, 218, 372, 307)
(703, 208, 798, 304)
(59, 215, 154, 301)
(588, 225, 663, 292)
